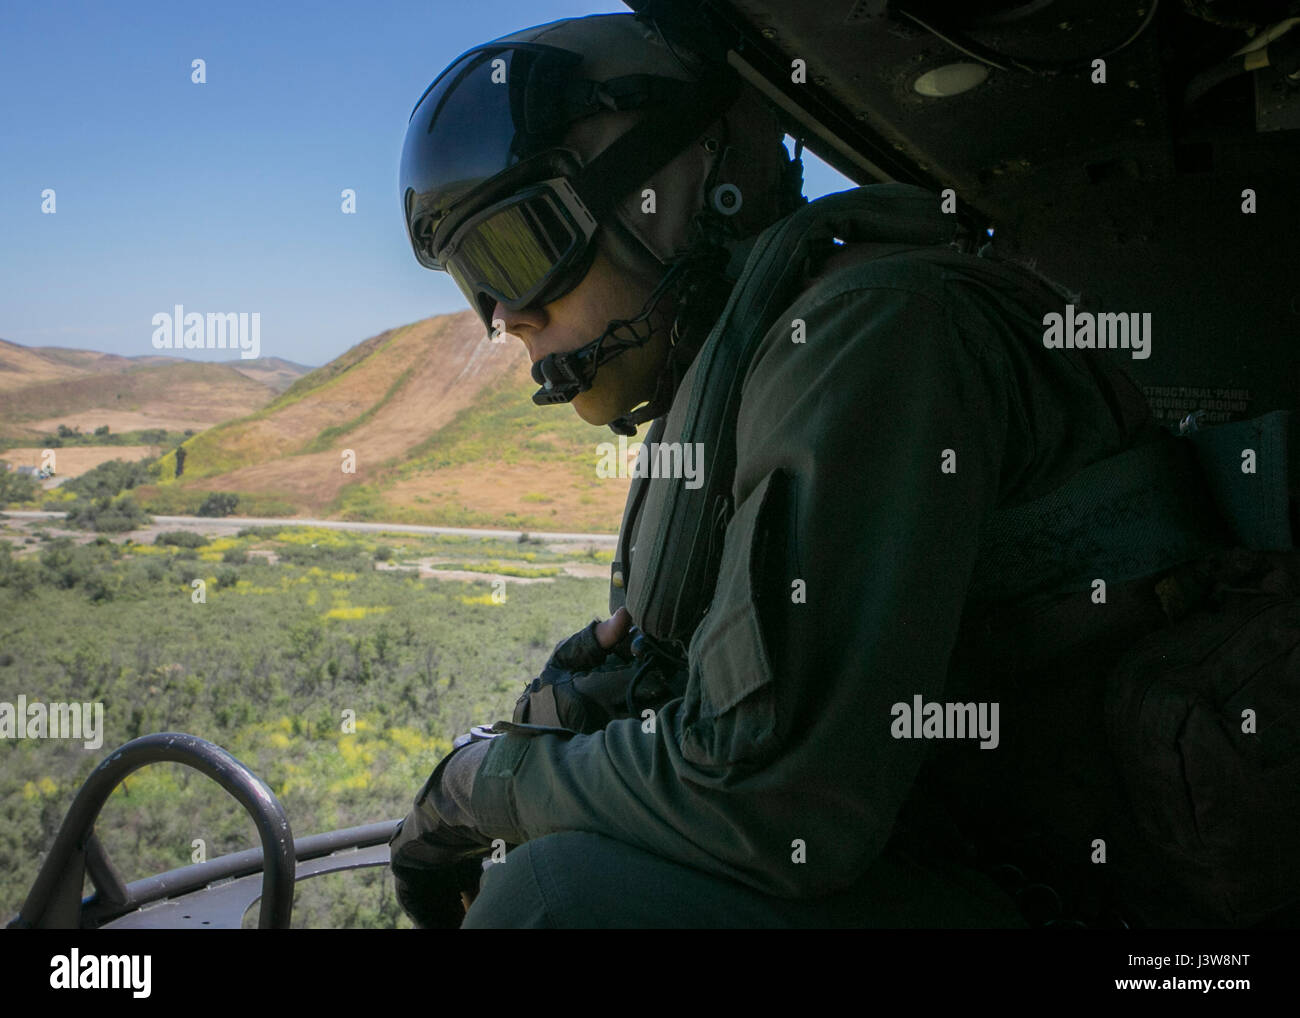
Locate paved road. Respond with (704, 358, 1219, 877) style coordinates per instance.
(1, 510, 618, 544)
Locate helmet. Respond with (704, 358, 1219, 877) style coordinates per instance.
(399, 13, 801, 419)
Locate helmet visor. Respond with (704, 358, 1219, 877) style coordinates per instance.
(401, 43, 583, 253)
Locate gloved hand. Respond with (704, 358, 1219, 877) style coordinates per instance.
(554, 606, 636, 668)
(513, 607, 678, 733)
(390, 731, 502, 928)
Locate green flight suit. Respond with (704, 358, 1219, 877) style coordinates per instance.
(450, 185, 1163, 926)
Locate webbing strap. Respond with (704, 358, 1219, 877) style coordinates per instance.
(627, 185, 959, 645)
(971, 412, 1294, 603)
(573, 71, 739, 225)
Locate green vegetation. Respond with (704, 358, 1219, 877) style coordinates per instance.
(404, 374, 591, 472)
(131, 485, 297, 517)
(426, 560, 561, 578)
(237, 525, 284, 539)
(304, 366, 416, 453)
(197, 492, 239, 517)
(0, 525, 607, 928)
(5, 427, 186, 450)
(62, 458, 154, 501)
(324, 372, 614, 529)
(155, 531, 210, 548)
(0, 462, 40, 507)
(0, 426, 188, 450)
(64, 494, 152, 533)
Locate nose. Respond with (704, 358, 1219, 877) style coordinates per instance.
(491, 300, 546, 341)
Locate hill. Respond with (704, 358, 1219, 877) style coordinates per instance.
(145, 312, 631, 533)
(0, 338, 310, 442)
(228, 356, 314, 393)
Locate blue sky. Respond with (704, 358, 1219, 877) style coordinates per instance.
(0, 0, 856, 367)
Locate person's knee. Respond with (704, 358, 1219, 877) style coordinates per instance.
(464, 831, 786, 928)
(461, 838, 555, 929)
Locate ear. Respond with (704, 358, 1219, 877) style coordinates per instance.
(598, 217, 664, 287)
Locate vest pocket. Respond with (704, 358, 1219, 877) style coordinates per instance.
(680, 468, 787, 769)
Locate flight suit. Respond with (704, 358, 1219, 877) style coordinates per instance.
(407, 184, 1167, 927)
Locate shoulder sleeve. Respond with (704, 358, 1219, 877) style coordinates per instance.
(471, 267, 1019, 897)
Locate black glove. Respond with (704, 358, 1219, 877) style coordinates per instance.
(390, 735, 501, 929)
(390, 825, 489, 929)
(512, 620, 682, 734)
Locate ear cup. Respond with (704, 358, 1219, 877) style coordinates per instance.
(710, 183, 743, 216)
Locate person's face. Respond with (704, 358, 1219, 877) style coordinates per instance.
(491, 232, 673, 426)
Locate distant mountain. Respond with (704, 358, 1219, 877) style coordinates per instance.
(0, 338, 138, 391)
(0, 338, 307, 441)
(225, 356, 316, 393)
(143, 311, 630, 532)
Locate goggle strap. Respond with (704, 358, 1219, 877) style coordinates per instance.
(587, 74, 697, 113)
(530, 74, 697, 138)
(572, 70, 742, 227)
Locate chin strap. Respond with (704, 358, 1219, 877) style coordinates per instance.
(528, 249, 692, 410)
(531, 225, 746, 439)
(605, 227, 750, 435)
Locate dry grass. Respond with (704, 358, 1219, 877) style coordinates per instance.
(0, 445, 160, 476)
(384, 461, 628, 533)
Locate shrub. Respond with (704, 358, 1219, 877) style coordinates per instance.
(40, 488, 77, 510)
(65, 494, 152, 533)
(197, 492, 239, 517)
(215, 566, 240, 589)
(0, 542, 37, 594)
(277, 543, 368, 570)
(84, 572, 118, 602)
(373, 545, 395, 562)
(37, 538, 120, 591)
(156, 530, 209, 548)
(237, 525, 283, 538)
(0, 463, 40, 507)
(63, 458, 153, 500)
(221, 548, 248, 564)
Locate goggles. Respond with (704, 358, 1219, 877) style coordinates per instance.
(434, 175, 599, 329)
